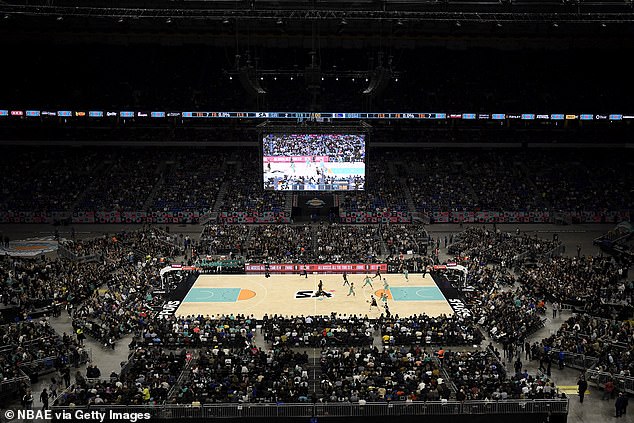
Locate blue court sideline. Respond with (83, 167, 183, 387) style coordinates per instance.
(389, 286, 446, 302)
(182, 287, 241, 303)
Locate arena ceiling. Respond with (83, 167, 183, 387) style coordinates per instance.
(2, 0, 634, 47)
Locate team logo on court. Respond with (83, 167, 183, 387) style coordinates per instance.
(447, 298, 472, 317)
(158, 300, 181, 317)
(295, 290, 333, 299)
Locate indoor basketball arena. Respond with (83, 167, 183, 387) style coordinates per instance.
(0, 1, 633, 423)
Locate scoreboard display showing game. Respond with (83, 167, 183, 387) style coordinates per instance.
(262, 133, 366, 191)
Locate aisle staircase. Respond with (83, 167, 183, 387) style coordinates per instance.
(307, 352, 323, 400)
(377, 226, 390, 257)
(284, 192, 293, 219)
(68, 159, 115, 213)
(141, 160, 170, 211)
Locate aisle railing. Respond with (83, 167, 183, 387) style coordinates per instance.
(50, 398, 569, 418)
(586, 368, 634, 394)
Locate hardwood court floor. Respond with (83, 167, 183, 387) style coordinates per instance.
(175, 272, 454, 319)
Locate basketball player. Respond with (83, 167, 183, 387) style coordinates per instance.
(384, 303, 391, 318)
(347, 281, 355, 296)
(372, 268, 382, 279)
(383, 278, 390, 291)
(342, 272, 350, 286)
(369, 295, 379, 311)
(362, 274, 373, 288)
(316, 280, 325, 297)
(300, 265, 308, 278)
(403, 268, 409, 281)
(381, 291, 388, 305)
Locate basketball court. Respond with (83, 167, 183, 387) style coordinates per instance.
(174, 272, 454, 319)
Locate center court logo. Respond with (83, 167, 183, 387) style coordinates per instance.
(295, 290, 333, 299)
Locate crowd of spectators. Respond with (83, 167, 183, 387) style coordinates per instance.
(0, 149, 100, 214)
(54, 347, 188, 406)
(319, 345, 450, 402)
(519, 256, 632, 316)
(381, 224, 429, 255)
(198, 224, 250, 256)
(263, 134, 365, 163)
(136, 314, 258, 349)
(150, 151, 229, 214)
(0, 147, 631, 219)
(440, 233, 550, 345)
(221, 158, 288, 215)
(445, 350, 559, 401)
(540, 314, 633, 377)
(1, 222, 631, 410)
(471, 286, 547, 344)
(261, 314, 374, 348)
(388, 149, 632, 215)
(444, 229, 557, 320)
(247, 224, 313, 263)
(2, 228, 180, 350)
(448, 227, 560, 267)
(201, 222, 407, 264)
(314, 223, 382, 263)
(0, 147, 634, 219)
(338, 157, 408, 214)
(525, 150, 634, 212)
(171, 346, 310, 404)
(2, 258, 104, 319)
(75, 151, 165, 212)
(0, 319, 89, 387)
(380, 314, 483, 347)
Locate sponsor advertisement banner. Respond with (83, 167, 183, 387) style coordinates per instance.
(245, 263, 387, 274)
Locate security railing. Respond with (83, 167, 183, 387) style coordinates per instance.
(57, 241, 98, 263)
(586, 368, 634, 395)
(18, 349, 91, 378)
(0, 369, 30, 397)
(50, 398, 569, 418)
(549, 349, 599, 371)
(543, 243, 565, 258)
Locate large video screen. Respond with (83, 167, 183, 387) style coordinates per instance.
(262, 133, 366, 191)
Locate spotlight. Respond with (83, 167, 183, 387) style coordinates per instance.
(455, 21, 461, 27)
(222, 18, 230, 25)
(340, 18, 348, 26)
(260, 77, 264, 80)
(166, 18, 172, 24)
(229, 76, 233, 80)
(117, 17, 124, 23)
(56, 16, 63, 21)
(552, 22, 559, 28)
(276, 18, 283, 25)
(396, 19, 404, 26)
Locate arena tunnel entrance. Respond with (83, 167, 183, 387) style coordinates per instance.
(292, 193, 338, 223)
